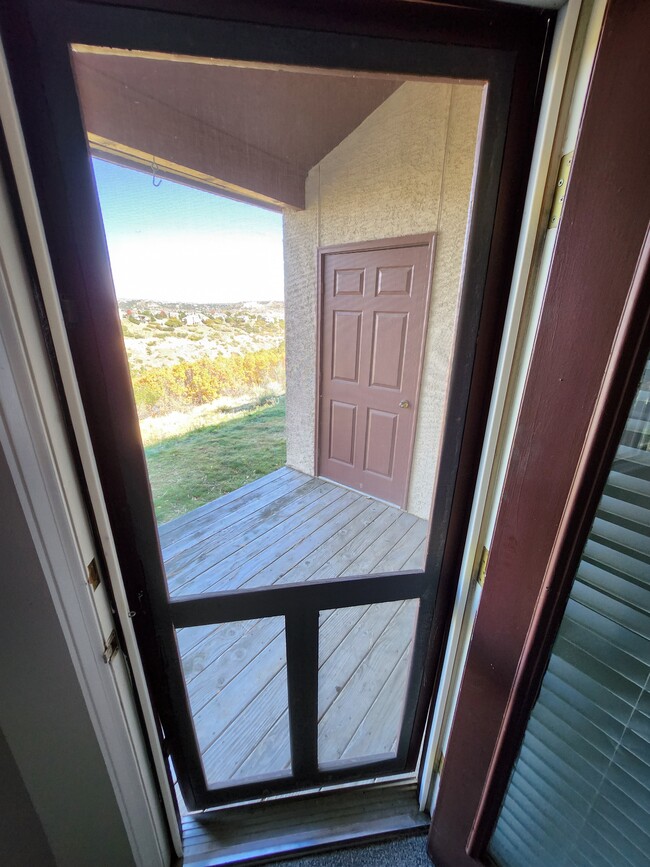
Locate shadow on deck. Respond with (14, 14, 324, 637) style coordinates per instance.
(159, 467, 427, 791)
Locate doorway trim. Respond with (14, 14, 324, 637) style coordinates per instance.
(1, 4, 543, 820)
(419, 0, 588, 813)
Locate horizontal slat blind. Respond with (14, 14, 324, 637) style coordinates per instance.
(489, 357, 650, 867)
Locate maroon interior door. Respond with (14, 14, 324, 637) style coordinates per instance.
(427, 0, 650, 862)
(318, 235, 435, 508)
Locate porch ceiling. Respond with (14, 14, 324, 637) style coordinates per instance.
(72, 51, 403, 209)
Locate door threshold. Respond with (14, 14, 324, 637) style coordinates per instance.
(314, 475, 407, 513)
(180, 780, 428, 866)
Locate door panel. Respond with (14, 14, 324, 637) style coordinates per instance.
(427, 1, 650, 861)
(319, 237, 435, 507)
(370, 312, 407, 389)
(332, 311, 362, 382)
(364, 409, 398, 478)
(329, 402, 357, 464)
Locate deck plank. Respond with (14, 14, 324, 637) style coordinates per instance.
(381, 520, 429, 569)
(221, 598, 416, 781)
(187, 617, 284, 715)
(159, 466, 295, 544)
(181, 485, 353, 595)
(317, 601, 403, 720)
(306, 507, 402, 583)
(180, 618, 260, 683)
(319, 601, 418, 764)
(339, 511, 420, 576)
(163, 469, 428, 783)
(161, 470, 307, 557)
(233, 699, 291, 780)
(167, 478, 333, 594)
(234, 604, 380, 780)
(275, 499, 390, 584)
(199, 603, 381, 783)
(341, 645, 412, 760)
(201, 667, 290, 784)
(191, 621, 287, 751)
(211, 491, 368, 593)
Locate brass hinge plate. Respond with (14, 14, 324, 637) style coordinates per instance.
(102, 630, 120, 664)
(433, 749, 445, 776)
(87, 558, 101, 591)
(477, 545, 489, 588)
(548, 151, 574, 229)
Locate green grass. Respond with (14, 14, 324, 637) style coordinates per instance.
(145, 396, 286, 525)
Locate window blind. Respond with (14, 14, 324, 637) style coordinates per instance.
(489, 356, 650, 867)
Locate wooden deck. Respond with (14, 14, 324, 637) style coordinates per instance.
(159, 467, 427, 789)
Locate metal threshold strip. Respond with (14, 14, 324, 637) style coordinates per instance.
(180, 780, 428, 866)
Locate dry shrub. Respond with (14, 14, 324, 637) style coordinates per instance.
(132, 343, 285, 418)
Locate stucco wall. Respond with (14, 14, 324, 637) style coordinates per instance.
(284, 80, 483, 518)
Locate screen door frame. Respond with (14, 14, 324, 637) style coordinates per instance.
(0, 0, 554, 811)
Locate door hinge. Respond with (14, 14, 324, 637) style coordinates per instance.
(87, 557, 101, 591)
(476, 545, 489, 588)
(433, 749, 445, 776)
(102, 629, 120, 664)
(548, 151, 574, 229)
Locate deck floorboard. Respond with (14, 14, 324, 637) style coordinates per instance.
(162, 469, 427, 789)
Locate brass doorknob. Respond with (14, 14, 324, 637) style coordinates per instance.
(399, 400, 410, 409)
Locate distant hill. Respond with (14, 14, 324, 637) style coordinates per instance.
(118, 299, 285, 370)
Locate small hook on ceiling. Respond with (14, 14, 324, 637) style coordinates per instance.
(151, 156, 162, 188)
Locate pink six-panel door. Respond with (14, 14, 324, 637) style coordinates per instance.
(318, 235, 435, 508)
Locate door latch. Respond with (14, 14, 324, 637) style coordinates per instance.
(102, 630, 120, 664)
(87, 557, 101, 591)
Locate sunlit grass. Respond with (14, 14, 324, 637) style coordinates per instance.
(145, 395, 286, 525)
(138, 385, 284, 446)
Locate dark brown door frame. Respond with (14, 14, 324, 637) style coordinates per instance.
(428, 1, 650, 864)
(0, 0, 553, 811)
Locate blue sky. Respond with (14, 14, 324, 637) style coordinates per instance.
(91, 158, 284, 303)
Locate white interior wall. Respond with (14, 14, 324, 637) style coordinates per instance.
(0, 727, 56, 867)
(0, 446, 138, 867)
(283, 80, 483, 517)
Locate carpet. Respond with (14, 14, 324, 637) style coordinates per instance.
(267, 833, 431, 866)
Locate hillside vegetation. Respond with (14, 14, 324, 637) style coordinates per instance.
(120, 298, 284, 367)
(146, 397, 286, 524)
(121, 299, 288, 522)
(120, 299, 286, 418)
(132, 344, 285, 418)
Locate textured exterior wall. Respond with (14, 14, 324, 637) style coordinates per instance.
(407, 83, 484, 517)
(284, 81, 483, 517)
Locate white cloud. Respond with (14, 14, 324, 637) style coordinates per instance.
(105, 230, 284, 303)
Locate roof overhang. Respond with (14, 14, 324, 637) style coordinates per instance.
(72, 48, 404, 210)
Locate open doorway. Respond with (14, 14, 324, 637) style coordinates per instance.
(73, 49, 484, 803)
(2, 0, 552, 819)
